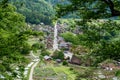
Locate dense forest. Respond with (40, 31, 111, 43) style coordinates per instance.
(8, 0, 79, 24)
(9, 0, 56, 25)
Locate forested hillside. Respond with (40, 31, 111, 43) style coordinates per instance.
(46, 0, 79, 18)
(45, 0, 69, 5)
(9, 0, 56, 25)
(8, 0, 79, 24)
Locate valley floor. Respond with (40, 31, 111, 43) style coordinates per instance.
(33, 61, 77, 80)
(32, 60, 120, 80)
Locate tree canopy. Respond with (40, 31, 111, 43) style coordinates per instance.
(9, 0, 56, 25)
(56, 0, 120, 64)
(0, 0, 31, 79)
(57, 0, 120, 19)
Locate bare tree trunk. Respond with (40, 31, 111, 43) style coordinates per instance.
(102, 0, 120, 16)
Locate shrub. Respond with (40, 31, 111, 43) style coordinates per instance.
(41, 50, 50, 56)
(12, 72, 18, 77)
(32, 43, 45, 52)
(21, 47, 31, 54)
(69, 67, 74, 71)
(62, 61, 68, 66)
(115, 70, 120, 77)
(52, 50, 64, 60)
(0, 64, 6, 72)
(21, 44, 31, 54)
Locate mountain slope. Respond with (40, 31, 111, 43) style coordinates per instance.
(9, 0, 56, 25)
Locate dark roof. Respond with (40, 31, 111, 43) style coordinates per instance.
(56, 59, 62, 63)
(70, 55, 81, 65)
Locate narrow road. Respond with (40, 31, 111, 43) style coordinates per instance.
(53, 21, 58, 51)
(29, 51, 40, 80)
(29, 60, 39, 80)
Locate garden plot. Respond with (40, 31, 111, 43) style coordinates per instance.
(33, 62, 73, 80)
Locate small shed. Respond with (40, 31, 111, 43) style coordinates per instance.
(56, 59, 62, 63)
(59, 42, 71, 50)
(63, 51, 73, 60)
(44, 55, 52, 61)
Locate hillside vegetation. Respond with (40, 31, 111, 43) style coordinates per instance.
(9, 0, 79, 24)
(0, 0, 43, 79)
(9, 0, 56, 25)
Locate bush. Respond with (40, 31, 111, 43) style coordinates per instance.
(2, 62, 12, 71)
(52, 50, 64, 60)
(21, 47, 31, 54)
(21, 44, 31, 54)
(41, 50, 50, 56)
(12, 72, 18, 77)
(32, 43, 45, 52)
(0, 64, 6, 72)
(115, 70, 120, 77)
(32, 43, 40, 49)
(62, 61, 68, 66)
(69, 67, 74, 71)
(61, 32, 80, 45)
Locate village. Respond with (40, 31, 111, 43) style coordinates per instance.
(30, 22, 82, 80)
(30, 21, 120, 80)
(45, 22, 81, 65)
(6, 21, 120, 80)
(28, 22, 81, 65)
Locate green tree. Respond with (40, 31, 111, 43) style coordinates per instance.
(41, 50, 50, 56)
(32, 43, 45, 52)
(0, 0, 31, 78)
(62, 61, 68, 65)
(52, 50, 64, 60)
(61, 32, 79, 45)
(56, 0, 120, 19)
(9, 0, 56, 25)
(77, 20, 120, 63)
(56, 0, 120, 64)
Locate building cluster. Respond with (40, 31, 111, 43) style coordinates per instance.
(28, 23, 81, 65)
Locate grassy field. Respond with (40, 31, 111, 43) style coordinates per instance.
(52, 66, 77, 80)
(33, 61, 77, 80)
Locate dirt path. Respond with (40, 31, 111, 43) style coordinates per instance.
(29, 60, 39, 80)
(29, 51, 40, 80)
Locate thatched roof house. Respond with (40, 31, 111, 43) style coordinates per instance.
(70, 55, 81, 65)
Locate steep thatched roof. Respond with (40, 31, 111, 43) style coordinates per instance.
(70, 55, 81, 65)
